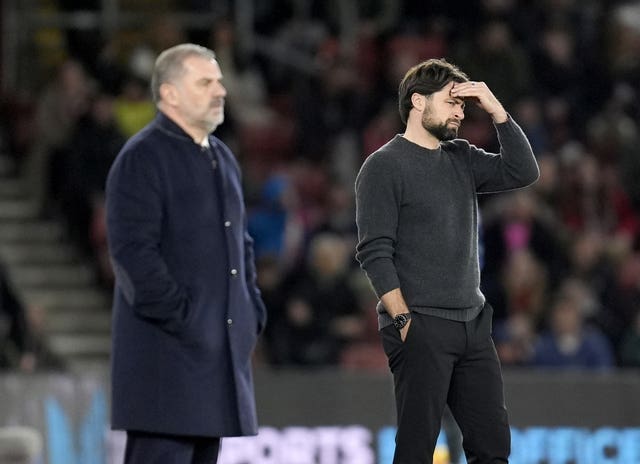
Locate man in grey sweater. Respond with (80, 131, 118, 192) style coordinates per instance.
(355, 59, 539, 463)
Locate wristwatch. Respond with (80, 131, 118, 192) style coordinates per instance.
(392, 312, 411, 330)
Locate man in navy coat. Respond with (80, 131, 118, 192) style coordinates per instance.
(106, 43, 267, 463)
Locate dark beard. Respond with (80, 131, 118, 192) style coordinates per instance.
(421, 118, 458, 141)
(421, 107, 459, 141)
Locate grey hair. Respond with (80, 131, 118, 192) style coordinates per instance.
(150, 43, 217, 104)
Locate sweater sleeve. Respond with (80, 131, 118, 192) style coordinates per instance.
(355, 152, 402, 298)
(468, 115, 540, 193)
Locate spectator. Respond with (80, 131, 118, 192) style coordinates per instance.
(499, 249, 549, 325)
(455, 19, 532, 108)
(112, 75, 156, 138)
(0, 265, 32, 370)
(600, 250, 640, 350)
(619, 310, 640, 367)
(269, 233, 362, 366)
(568, 230, 615, 305)
(207, 17, 278, 133)
(587, 90, 640, 208)
(125, 14, 187, 83)
(254, 255, 287, 365)
(530, 155, 561, 210)
(57, 91, 126, 259)
(493, 312, 536, 366)
(25, 59, 93, 216)
(247, 173, 300, 263)
(484, 191, 567, 281)
(482, 191, 566, 319)
(558, 151, 639, 241)
(532, 285, 615, 370)
(308, 179, 358, 241)
(512, 96, 550, 156)
(0, 263, 64, 372)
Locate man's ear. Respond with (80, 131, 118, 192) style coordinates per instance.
(159, 83, 178, 106)
(411, 92, 424, 112)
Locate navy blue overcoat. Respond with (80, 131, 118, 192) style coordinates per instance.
(106, 112, 266, 437)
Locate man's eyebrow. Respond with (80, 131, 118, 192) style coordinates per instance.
(196, 76, 221, 84)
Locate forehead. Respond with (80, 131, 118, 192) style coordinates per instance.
(430, 81, 464, 105)
(181, 55, 221, 78)
(431, 81, 456, 99)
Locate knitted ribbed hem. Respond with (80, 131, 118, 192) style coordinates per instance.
(377, 302, 485, 330)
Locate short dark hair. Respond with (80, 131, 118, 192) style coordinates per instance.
(150, 43, 217, 104)
(398, 58, 469, 125)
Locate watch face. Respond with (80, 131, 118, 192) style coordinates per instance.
(394, 314, 408, 329)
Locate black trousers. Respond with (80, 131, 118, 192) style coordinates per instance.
(124, 431, 221, 464)
(380, 305, 510, 464)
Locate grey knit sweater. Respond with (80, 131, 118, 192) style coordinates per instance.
(355, 116, 539, 329)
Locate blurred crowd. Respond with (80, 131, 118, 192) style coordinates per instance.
(2, 0, 640, 371)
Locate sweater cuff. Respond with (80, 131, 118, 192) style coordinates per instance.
(493, 112, 513, 127)
(363, 258, 401, 299)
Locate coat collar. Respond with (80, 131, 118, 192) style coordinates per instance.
(152, 110, 223, 151)
(153, 110, 202, 144)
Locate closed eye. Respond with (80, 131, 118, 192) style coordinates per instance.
(448, 99, 465, 110)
